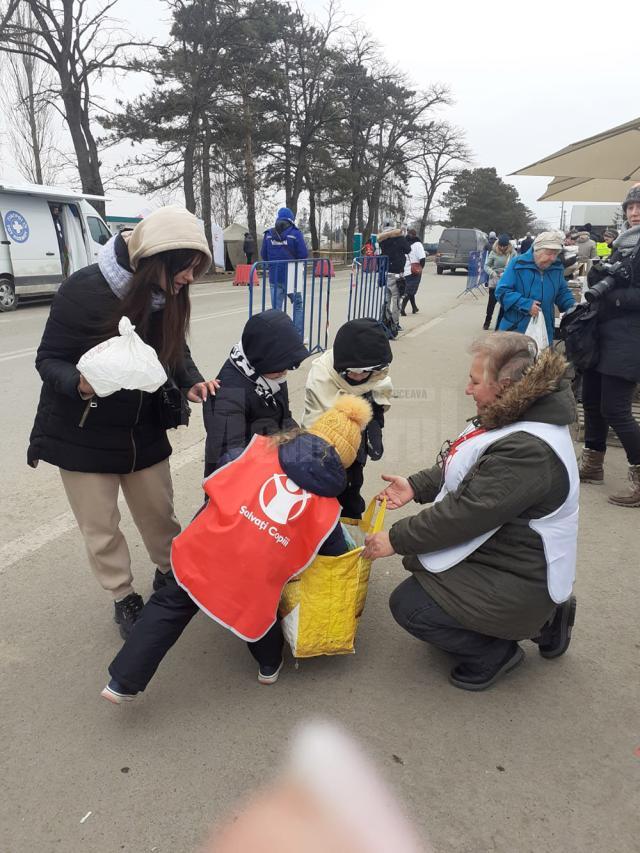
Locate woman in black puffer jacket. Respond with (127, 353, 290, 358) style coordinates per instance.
(28, 207, 217, 637)
(579, 186, 640, 507)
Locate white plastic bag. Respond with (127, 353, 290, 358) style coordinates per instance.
(286, 261, 306, 295)
(524, 313, 549, 352)
(77, 317, 167, 397)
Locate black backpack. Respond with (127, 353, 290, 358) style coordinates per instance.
(558, 302, 599, 370)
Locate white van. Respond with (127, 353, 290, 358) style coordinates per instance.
(0, 182, 112, 312)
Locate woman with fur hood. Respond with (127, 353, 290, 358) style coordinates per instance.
(364, 334, 579, 692)
(483, 234, 516, 330)
(302, 319, 393, 519)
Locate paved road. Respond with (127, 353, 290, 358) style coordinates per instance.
(1, 268, 638, 852)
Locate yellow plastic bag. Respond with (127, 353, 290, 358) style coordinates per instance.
(279, 499, 386, 658)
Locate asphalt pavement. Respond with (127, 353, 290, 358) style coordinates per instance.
(1, 267, 638, 852)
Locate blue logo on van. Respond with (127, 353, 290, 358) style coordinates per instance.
(4, 210, 30, 243)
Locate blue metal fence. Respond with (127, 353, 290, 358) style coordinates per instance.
(347, 255, 390, 321)
(247, 258, 332, 354)
(461, 249, 488, 299)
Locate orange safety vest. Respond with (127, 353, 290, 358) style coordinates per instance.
(171, 435, 342, 641)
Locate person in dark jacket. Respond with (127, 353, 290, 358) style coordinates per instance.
(377, 223, 411, 336)
(364, 335, 579, 691)
(27, 207, 218, 638)
(519, 233, 533, 254)
(400, 229, 426, 316)
(203, 309, 310, 476)
(101, 397, 372, 703)
(578, 185, 640, 507)
(261, 207, 308, 338)
(243, 232, 256, 264)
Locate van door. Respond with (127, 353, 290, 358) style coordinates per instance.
(0, 194, 63, 296)
(86, 213, 112, 262)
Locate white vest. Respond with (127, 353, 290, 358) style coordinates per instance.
(418, 421, 579, 604)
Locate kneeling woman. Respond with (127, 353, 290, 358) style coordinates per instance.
(102, 396, 372, 702)
(364, 333, 579, 691)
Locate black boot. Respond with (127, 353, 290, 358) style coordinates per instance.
(113, 593, 144, 640)
(534, 596, 576, 659)
(449, 644, 524, 691)
(400, 297, 408, 317)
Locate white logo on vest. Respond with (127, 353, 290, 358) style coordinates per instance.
(259, 475, 310, 524)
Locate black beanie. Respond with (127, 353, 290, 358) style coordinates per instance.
(332, 319, 393, 372)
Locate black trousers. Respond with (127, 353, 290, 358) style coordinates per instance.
(389, 576, 516, 671)
(582, 369, 640, 464)
(401, 294, 418, 313)
(484, 287, 498, 325)
(109, 573, 284, 693)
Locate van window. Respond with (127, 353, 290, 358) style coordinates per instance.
(88, 216, 111, 245)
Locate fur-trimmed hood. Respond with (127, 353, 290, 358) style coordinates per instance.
(477, 348, 576, 430)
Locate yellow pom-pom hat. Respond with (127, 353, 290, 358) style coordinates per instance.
(308, 394, 373, 468)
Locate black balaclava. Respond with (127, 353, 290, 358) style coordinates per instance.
(332, 319, 393, 382)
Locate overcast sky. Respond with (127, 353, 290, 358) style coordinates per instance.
(2, 0, 638, 225)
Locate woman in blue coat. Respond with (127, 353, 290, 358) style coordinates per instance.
(496, 231, 575, 345)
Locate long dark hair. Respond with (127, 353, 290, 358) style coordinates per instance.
(112, 249, 207, 369)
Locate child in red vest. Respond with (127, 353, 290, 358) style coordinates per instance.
(102, 396, 372, 703)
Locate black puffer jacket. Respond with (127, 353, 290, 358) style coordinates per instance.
(378, 229, 411, 274)
(588, 240, 640, 382)
(28, 266, 203, 474)
(203, 310, 309, 475)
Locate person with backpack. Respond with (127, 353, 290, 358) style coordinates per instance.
(261, 208, 308, 339)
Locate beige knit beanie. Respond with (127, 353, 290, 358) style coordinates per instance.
(127, 206, 212, 271)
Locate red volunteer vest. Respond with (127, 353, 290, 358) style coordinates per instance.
(171, 435, 341, 641)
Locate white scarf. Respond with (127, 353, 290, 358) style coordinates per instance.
(98, 234, 166, 311)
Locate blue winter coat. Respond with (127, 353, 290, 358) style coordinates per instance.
(495, 249, 575, 343)
(260, 219, 309, 286)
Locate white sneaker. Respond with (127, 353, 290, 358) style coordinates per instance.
(101, 680, 138, 704)
(257, 660, 284, 685)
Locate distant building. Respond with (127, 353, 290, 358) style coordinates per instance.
(569, 204, 620, 231)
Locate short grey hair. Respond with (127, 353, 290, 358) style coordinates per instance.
(470, 332, 537, 383)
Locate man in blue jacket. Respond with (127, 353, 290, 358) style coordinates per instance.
(496, 231, 575, 345)
(261, 207, 308, 339)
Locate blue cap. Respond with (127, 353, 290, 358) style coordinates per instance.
(277, 207, 295, 223)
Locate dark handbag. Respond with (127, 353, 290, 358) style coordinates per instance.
(158, 378, 191, 429)
(558, 303, 600, 370)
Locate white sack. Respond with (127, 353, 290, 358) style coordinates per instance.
(77, 317, 167, 397)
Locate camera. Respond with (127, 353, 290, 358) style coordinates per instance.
(584, 259, 632, 303)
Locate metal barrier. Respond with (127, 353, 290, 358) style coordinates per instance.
(460, 250, 488, 299)
(247, 258, 332, 354)
(347, 255, 390, 321)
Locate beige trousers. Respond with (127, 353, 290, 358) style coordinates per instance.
(60, 460, 181, 600)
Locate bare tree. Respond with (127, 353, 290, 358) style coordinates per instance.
(0, 0, 144, 213)
(0, 4, 61, 184)
(410, 121, 471, 240)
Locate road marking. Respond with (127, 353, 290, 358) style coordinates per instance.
(405, 316, 444, 338)
(0, 347, 37, 363)
(191, 307, 248, 323)
(0, 440, 205, 572)
(0, 307, 247, 361)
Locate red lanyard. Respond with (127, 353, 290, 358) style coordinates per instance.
(445, 427, 487, 469)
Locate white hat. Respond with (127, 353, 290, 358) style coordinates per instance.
(533, 230, 564, 252)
